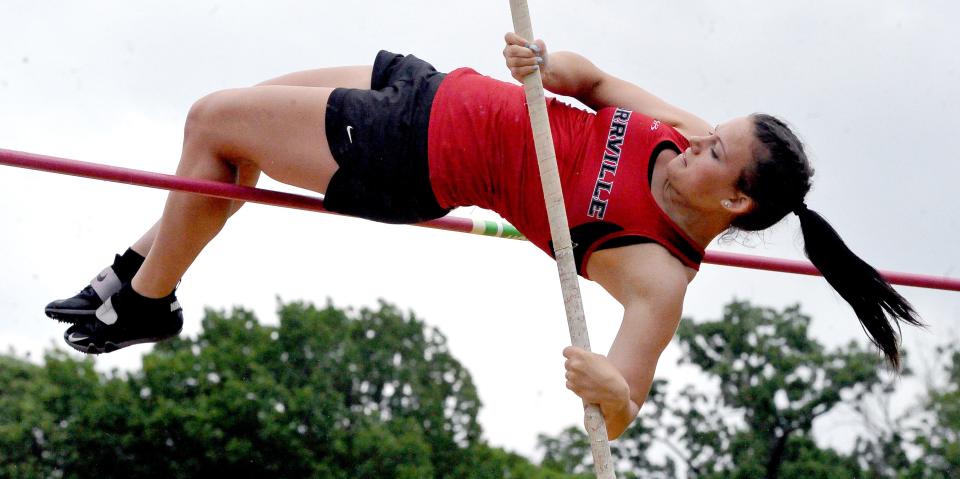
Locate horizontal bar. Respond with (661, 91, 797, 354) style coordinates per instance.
(2, 147, 958, 292)
(0, 148, 523, 240)
(704, 251, 959, 292)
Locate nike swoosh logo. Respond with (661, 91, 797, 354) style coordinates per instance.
(346, 125, 354, 144)
(67, 332, 89, 343)
(96, 272, 107, 282)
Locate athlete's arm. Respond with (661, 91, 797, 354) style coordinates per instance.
(567, 243, 688, 439)
(503, 33, 598, 98)
(503, 33, 713, 138)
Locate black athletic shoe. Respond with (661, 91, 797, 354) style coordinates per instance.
(45, 265, 123, 323)
(63, 284, 183, 354)
(45, 250, 144, 324)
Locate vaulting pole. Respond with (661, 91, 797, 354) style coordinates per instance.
(507, 2, 616, 477)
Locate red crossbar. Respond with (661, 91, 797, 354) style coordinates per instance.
(2, 148, 958, 292)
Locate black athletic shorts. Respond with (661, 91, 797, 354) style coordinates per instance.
(322, 50, 451, 224)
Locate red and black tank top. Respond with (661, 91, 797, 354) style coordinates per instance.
(427, 67, 704, 278)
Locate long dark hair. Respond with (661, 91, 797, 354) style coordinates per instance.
(731, 113, 923, 369)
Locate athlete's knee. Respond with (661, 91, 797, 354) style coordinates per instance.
(183, 88, 247, 147)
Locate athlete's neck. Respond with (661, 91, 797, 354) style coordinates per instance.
(660, 182, 730, 248)
(652, 151, 731, 249)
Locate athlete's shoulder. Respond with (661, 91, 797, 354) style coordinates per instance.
(586, 242, 693, 306)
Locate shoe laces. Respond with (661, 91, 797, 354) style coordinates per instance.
(78, 285, 99, 299)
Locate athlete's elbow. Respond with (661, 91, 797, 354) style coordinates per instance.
(603, 398, 642, 441)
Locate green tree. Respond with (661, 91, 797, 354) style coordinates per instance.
(537, 390, 677, 479)
(538, 426, 594, 477)
(849, 342, 960, 478)
(0, 355, 51, 477)
(672, 301, 879, 478)
(907, 343, 960, 477)
(847, 371, 915, 478)
(537, 300, 895, 478)
(451, 443, 575, 479)
(0, 299, 570, 478)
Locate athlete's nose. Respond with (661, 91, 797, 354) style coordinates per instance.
(688, 137, 703, 155)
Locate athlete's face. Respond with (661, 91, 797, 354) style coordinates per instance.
(668, 116, 757, 216)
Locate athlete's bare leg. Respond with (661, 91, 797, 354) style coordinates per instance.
(257, 66, 372, 89)
(127, 66, 373, 258)
(130, 66, 374, 297)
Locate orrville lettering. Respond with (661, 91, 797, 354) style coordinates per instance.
(587, 108, 631, 219)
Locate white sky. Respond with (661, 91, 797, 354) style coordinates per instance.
(1, 0, 958, 461)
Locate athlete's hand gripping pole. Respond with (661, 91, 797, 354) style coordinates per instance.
(508, 1, 616, 478)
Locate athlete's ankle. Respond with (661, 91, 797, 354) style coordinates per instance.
(117, 282, 177, 310)
(112, 248, 146, 282)
(130, 276, 176, 300)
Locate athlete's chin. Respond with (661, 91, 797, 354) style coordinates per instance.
(666, 158, 685, 180)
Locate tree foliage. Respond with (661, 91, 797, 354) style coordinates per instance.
(0, 299, 569, 478)
(671, 301, 880, 478)
(3, 299, 956, 478)
(907, 343, 960, 477)
(537, 300, 938, 479)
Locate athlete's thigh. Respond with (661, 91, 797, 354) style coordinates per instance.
(256, 66, 373, 89)
(204, 85, 338, 194)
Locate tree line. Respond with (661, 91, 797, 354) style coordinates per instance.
(1, 299, 956, 478)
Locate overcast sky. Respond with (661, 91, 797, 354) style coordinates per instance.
(2, 0, 958, 460)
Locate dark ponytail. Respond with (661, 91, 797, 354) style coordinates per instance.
(794, 204, 922, 369)
(734, 114, 923, 369)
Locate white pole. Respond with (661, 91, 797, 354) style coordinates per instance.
(507, 1, 617, 477)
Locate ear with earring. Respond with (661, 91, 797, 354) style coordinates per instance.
(722, 200, 733, 208)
